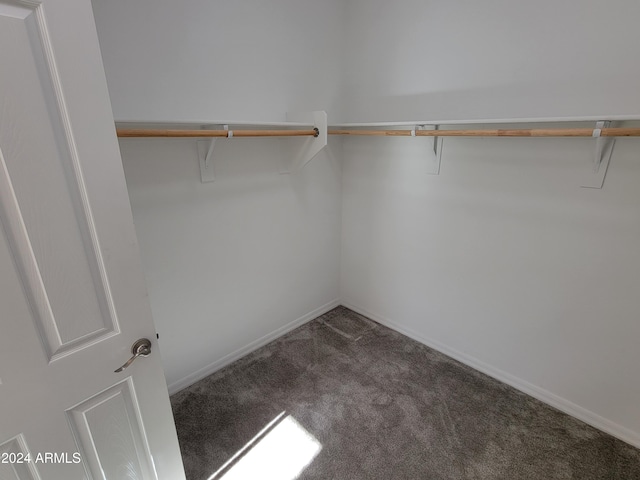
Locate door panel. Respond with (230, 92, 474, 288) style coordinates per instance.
(0, 6, 118, 361)
(67, 380, 155, 480)
(0, 436, 39, 480)
(0, 1, 185, 478)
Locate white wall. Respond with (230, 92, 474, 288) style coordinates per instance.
(92, 0, 346, 122)
(91, 0, 345, 391)
(340, 0, 640, 446)
(120, 138, 342, 392)
(341, 133, 640, 446)
(343, 0, 640, 121)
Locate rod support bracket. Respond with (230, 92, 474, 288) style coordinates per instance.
(582, 120, 615, 189)
(197, 124, 228, 183)
(417, 125, 443, 175)
(280, 111, 328, 173)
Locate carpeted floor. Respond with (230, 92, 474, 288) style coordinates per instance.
(170, 306, 640, 479)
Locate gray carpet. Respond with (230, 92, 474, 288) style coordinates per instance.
(171, 306, 640, 479)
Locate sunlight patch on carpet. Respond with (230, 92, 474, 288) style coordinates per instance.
(208, 412, 322, 480)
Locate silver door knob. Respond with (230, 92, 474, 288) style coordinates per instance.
(114, 338, 152, 373)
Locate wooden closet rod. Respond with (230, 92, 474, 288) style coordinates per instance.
(328, 128, 640, 137)
(116, 128, 320, 138)
(117, 127, 640, 138)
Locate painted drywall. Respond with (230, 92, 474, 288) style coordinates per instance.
(340, 0, 640, 446)
(91, 0, 347, 122)
(91, 0, 345, 390)
(119, 137, 342, 391)
(340, 133, 640, 446)
(343, 0, 640, 122)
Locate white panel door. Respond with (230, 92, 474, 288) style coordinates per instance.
(0, 0, 185, 478)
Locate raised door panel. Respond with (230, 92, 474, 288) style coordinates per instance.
(0, 436, 40, 480)
(67, 380, 155, 480)
(0, 0, 119, 362)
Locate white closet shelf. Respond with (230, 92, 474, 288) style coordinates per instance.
(115, 112, 328, 183)
(114, 114, 640, 189)
(115, 120, 316, 128)
(330, 114, 640, 127)
(117, 114, 640, 129)
(328, 116, 640, 189)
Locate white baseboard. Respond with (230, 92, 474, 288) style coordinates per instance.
(342, 301, 640, 449)
(167, 298, 341, 395)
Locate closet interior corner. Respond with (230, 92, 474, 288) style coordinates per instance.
(91, 1, 640, 478)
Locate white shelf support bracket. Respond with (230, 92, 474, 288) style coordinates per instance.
(418, 125, 443, 175)
(281, 111, 327, 174)
(197, 125, 228, 183)
(582, 121, 615, 189)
